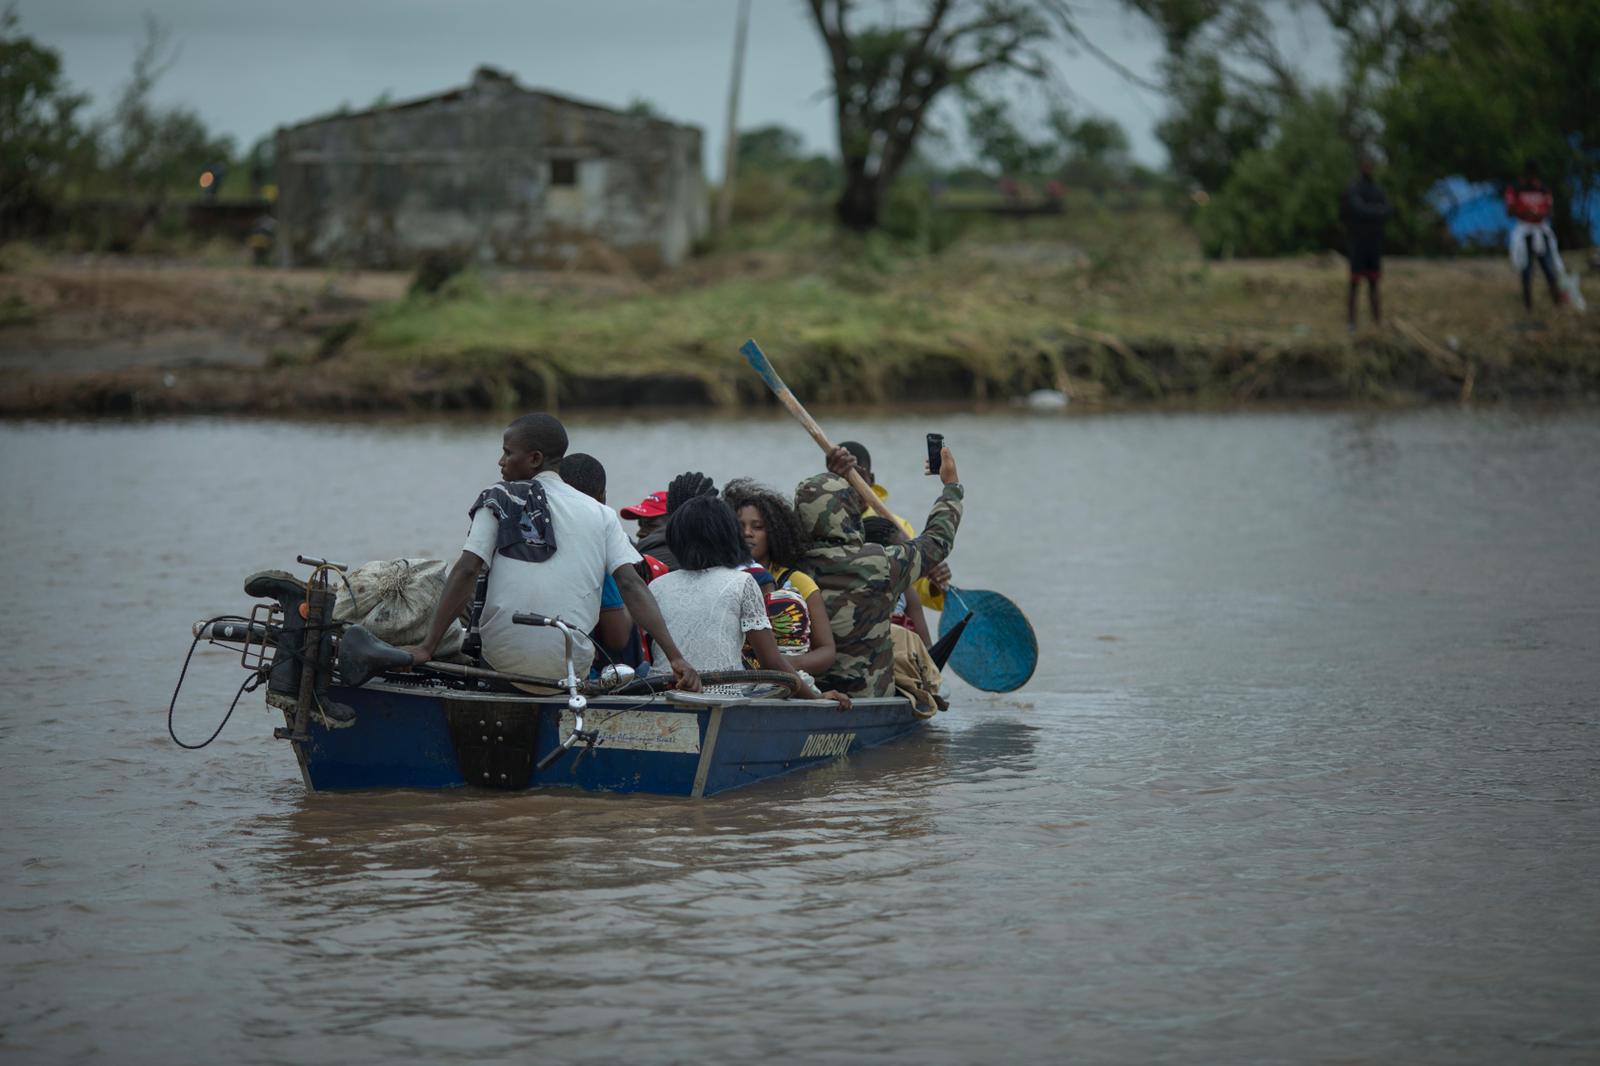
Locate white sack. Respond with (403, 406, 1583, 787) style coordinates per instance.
(332, 558, 463, 657)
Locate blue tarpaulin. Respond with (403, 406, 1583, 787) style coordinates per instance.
(1428, 175, 1600, 248)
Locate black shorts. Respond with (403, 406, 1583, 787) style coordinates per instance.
(1348, 242, 1382, 279)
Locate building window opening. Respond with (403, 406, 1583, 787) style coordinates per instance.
(550, 159, 577, 187)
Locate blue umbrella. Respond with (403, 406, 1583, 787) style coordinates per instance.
(936, 586, 1038, 693)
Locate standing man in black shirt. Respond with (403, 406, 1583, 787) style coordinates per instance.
(1339, 155, 1393, 333)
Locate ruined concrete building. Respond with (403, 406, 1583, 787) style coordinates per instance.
(275, 67, 707, 272)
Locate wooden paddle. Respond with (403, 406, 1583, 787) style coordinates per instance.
(739, 339, 905, 527)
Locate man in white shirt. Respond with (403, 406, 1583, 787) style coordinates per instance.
(403, 413, 701, 691)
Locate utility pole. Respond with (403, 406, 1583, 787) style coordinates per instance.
(716, 0, 751, 233)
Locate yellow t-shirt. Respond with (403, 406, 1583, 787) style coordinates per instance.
(769, 565, 819, 601)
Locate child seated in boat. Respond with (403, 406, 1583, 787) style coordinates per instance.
(862, 516, 946, 715)
(558, 452, 648, 675)
(722, 479, 838, 678)
(648, 495, 850, 707)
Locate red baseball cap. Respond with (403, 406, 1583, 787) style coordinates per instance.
(620, 490, 668, 519)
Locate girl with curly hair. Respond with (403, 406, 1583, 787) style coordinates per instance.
(722, 478, 838, 679)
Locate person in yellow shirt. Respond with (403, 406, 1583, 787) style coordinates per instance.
(722, 479, 839, 680)
(839, 441, 950, 614)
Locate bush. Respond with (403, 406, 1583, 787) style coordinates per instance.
(879, 180, 965, 255)
(1196, 91, 1352, 258)
(410, 251, 468, 296)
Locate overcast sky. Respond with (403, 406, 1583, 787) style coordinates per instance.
(16, 0, 1338, 175)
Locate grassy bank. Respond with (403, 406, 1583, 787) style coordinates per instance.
(3, 210, 1598, 416)
(338, 210, 1600, 409)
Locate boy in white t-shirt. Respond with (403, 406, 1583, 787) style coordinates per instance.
(404, 413, 700, 691)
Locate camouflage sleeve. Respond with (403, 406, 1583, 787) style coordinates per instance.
(887, 483, 963, 594)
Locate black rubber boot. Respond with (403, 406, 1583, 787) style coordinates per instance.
(245, 570, 308, 699)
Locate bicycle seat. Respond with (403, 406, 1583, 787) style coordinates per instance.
(336, 624, 414, 688)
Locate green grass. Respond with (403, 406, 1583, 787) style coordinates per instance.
(321, 209, 1600, 407)
(353, 246, 1112, 404)
(8, 206, 1592, 418)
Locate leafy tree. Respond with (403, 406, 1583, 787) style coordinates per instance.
(962, 92, 1061, 177)
(1147, 0, 1459, 255)
(101, 16, 234, 215)
(1155, 51, 1276, 193)
(1196, 89, 1351, 257)
(1314, 0, 1450, 142)
(1065, 115, 1129, 163)
(960, 92, 1131, 188)
(732, 124, 839, 201)
(1380, 0, 1600, 245)
(1057, 111, 1132, 187)
(245, 134, 275, 194)
(807, 0, 1074, 230)
(0, 9, 91, 234)
(736, 125, 805, 170)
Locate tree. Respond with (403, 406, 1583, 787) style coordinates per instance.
(1314, 0, 1451, 145)
(1056, 111, 1131, 187)
(0, 9, 91, 234)
(101, 16, 234, 215)
(962, 92, 1061, 177)
(1064, 116, 1128, 164)
(1155, 52, 1276, 193)
(1380, 0, 1600, 246)
(959, 93, 1131, 188)
(1141, 0, 1304, 194)
(1148, 0, 1456, 195)
(807, 0, 1073, 230)
(732, 124, 839, 200)
(1196, 89, 1351, 256)
(737, 124, 806, 170)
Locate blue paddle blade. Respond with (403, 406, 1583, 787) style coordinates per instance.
(937, 587, 1037, 692)
(739, 339, 788, 394)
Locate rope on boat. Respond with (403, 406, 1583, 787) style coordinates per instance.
(167, 615, 258, 749)
(166, 612, 327, 750)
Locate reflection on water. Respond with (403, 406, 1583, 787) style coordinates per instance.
(2, 410, 1598, 1064)
(258, 728, 968, 891)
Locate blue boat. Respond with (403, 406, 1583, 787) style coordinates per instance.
(186, 561, 931, 797)
(282, 681, 925, 796)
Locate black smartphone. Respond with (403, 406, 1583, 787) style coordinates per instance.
(926, 432, 944, 475)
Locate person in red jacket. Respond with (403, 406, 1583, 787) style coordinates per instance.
(1504, 162, 1564, 311)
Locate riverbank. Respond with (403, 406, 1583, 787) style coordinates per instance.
(2, 233, 1596, 416)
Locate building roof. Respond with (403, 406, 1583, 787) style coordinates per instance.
(278, 66, 699, 136)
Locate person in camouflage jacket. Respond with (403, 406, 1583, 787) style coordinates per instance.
(795, 445, 964, 698)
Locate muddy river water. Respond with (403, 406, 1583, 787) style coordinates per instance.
(2, 408, 1597, 1064)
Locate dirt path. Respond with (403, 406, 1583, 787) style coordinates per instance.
(0, 258, 413, 376)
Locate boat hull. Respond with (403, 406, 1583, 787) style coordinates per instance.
(289, 681, 927, 797)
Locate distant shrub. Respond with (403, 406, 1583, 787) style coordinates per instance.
(1196, 92, 1349, 259)
(410, 251, 468, 296)
(880, 180, 965, 255)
